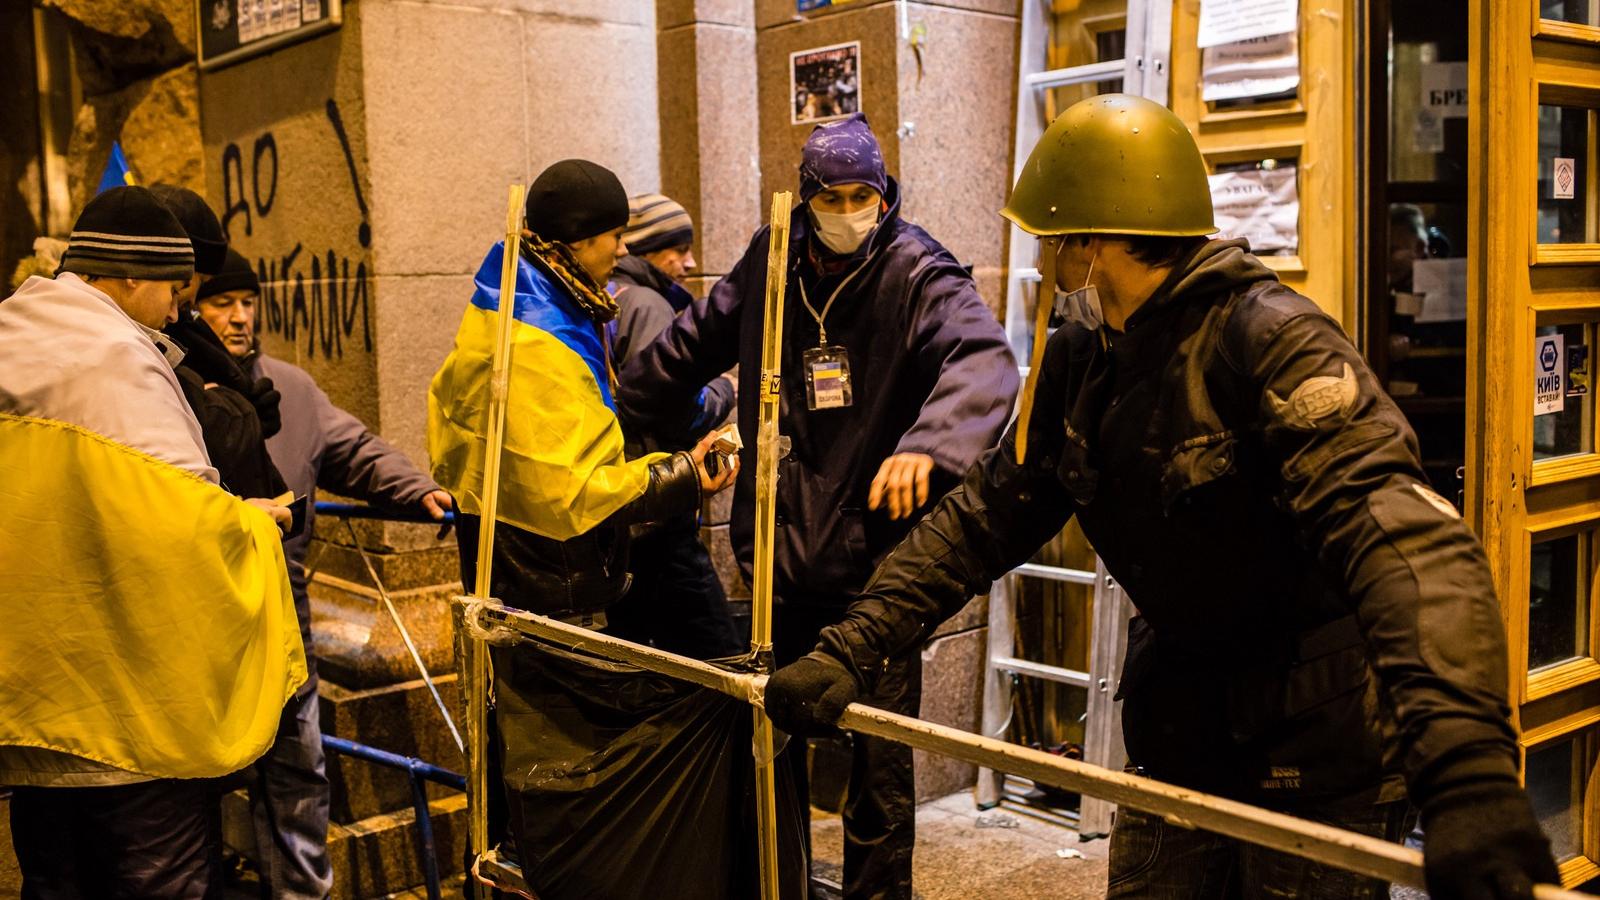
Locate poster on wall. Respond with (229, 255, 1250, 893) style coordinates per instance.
(1208, 163, 1299, 255)
(1201, 31, 1299, 102)
(1197, 0, 1299, 49)
(197, 0, 342, 72)
(791, 42, 862, 125)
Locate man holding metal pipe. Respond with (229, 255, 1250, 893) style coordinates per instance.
(764, 94, 1560, 900)
(619, 114, 1019, 900)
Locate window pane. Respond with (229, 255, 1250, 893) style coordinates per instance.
(1526, 737, 1585, 863)
(1537, 106, 1593, 245)
(1533, 324, 1593, 462)
(1543, 0, 1600, 26)
(1529, 534, 1588, 672)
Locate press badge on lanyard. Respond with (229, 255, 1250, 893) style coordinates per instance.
(797, 269, 868, 411)
(803, 345, 852, 410)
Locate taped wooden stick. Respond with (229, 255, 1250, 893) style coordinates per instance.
(464, 184, 525, 899)
(467, 599, 1590, 900)
(1013, 238, 1057, 464)
(750, 191, 794, 900)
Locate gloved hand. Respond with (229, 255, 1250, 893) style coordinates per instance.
(246, 376, 282, 439)
(763, 652, 860, 738)
(1422, 779, 1560, 899)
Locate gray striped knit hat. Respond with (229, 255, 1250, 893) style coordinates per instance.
(623, 193, 694, 255)
(59, 186, 195, 281)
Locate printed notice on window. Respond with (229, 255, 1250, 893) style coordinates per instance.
(1536, 334, 1566, 416)
(1412, 258, 1467, 324)
(1197, 0, 1299, 49)
(1208, 163, 1299, 255)
(1201, 31, 1299, 102)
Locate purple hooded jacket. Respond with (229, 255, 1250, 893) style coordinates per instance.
(618, 179, 1019, 608)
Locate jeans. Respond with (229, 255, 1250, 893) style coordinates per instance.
(10, 778, 222, 899)
(1106, 798, 1416, 899)
(248, 685, 333, 899)
(776, 602, 921, 900)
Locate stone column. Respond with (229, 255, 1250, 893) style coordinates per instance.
(753, 0, 1020, 802)
(199, 1, 663, 893)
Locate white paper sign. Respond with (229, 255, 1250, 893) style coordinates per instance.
(1420, 63, 1468, 118)
(1208, 164, 1299, 254)
(1412, 258, 1467, 323)
(1198, 0, 1299, 49)
(1536, 334, 1566, 416)
(1202, 32, 1300, 102)
(1554, 157, 1576, 200)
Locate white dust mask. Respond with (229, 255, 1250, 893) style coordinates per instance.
(1053, 248, 1103, 331)
(810, 204, 880, 255)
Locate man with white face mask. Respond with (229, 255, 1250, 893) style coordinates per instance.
(619, 113, 1018, 899)
(764, 95, 1559, 900)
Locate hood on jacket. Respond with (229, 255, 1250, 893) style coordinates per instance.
(610, 254, 695, 313)
(1163, 238, 1278, 306)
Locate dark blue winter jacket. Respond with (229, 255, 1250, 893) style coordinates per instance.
(618, 179, 1019, 607)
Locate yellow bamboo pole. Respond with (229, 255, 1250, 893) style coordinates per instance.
(1013, 237, 1058, 464)
(751, 191, 793, 900)
(465, 184, 525, 898)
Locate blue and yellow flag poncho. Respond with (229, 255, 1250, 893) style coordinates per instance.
(428, 242, 666, 541)
(0, 274, 305, 782)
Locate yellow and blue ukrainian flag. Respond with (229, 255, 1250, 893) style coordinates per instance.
(428, 242, 667, 541)
(0, 414, 305, 779)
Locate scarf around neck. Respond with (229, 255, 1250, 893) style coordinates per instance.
(521, 233, 619, 324)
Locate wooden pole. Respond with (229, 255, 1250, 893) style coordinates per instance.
(750, 191, 793, 900)
(464, 184, 525, 898)
(471, 600, 1590, 900)
(1013, 237, 1058, 464)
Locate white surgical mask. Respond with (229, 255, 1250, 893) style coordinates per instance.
(810, 204, 880, 255)
(1053, 248, 1102, 331)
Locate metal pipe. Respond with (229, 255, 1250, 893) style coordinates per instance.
(320, 735, 467, 791)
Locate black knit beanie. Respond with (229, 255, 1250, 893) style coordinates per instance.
(59, 186, 195, 281)
(196, 248, 259, 301)
(147, 183, 228, 275)
(524, 159, 629, 244)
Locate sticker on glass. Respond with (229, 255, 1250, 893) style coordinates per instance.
(1536, 334, 1566, 416)
(1553, 157, 1576, 200)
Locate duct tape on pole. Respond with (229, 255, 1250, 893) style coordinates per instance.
(751, 191, 793, 900)
(466, 183, 525, 898)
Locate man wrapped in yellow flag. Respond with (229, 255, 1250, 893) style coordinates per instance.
(429, 159, 737, 622)
(0, 187, 306, 899)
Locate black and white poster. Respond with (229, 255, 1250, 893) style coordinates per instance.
(791, 41, 861, 125)
(198, 0, 342, 71)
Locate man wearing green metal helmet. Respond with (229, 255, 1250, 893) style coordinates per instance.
(766, 94, 1559, 899)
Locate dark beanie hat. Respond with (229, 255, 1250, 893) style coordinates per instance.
(59, 186, 194, 281)
(147, 183, 228, 275)
(798, 113, 888, 202)
(196, 248, 259, 301)
(524, 159, 629, 244)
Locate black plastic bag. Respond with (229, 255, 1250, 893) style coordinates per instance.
(492, 640, 808, 900)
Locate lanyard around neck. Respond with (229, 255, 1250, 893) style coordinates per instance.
(796, 255, 873, 345)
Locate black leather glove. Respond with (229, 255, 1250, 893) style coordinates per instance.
(1422, 780, 1560, 900)
(764, 652, 860, 738)
(246, 376, 282, 439)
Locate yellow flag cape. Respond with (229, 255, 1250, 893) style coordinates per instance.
(0, 414, 306, 779)
(428, 242, 665, 540)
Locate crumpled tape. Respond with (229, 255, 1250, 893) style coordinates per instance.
(461, 596, 520, 647)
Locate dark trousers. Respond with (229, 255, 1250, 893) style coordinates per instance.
(1106, 799, 1416, 899)
(9, 778, 222, 900)
(606, 519, 743, 659)
(248, 683, 333, 899)
(775, 603, 921, 900)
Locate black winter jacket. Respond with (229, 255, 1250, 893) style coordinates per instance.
(816, 240, 1518, 808)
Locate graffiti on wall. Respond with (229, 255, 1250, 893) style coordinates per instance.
(219, 99, 371, 360)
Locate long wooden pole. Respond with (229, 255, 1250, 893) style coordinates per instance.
(471, 601, 1589, 900)
(1013, 237, 1058, 464)
(750, 191, 793, 900)
(464, 185, 525, 898)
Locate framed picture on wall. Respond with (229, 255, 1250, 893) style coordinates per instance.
(791, 41, 861, 125)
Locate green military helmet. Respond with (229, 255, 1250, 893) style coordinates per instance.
(1001, 94, 1217, 238)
